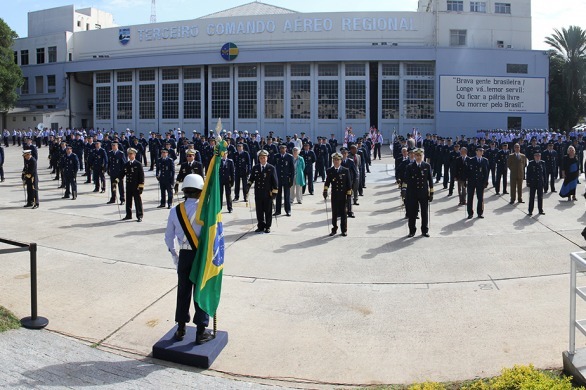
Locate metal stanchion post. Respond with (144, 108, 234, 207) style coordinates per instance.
(21, 243, 48, 329)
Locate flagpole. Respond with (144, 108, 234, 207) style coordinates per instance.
(213, 314, 217, 337)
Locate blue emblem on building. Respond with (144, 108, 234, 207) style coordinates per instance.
(220, 43, 238, 61)
(119, 28, 130, 45)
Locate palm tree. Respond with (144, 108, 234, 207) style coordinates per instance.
(545, 26, 586, 129)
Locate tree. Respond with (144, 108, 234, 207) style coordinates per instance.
(0, 18, 23, 113)
(545, 26, 586, 129)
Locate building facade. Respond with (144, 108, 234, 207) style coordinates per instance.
(9, 1, 548, 140)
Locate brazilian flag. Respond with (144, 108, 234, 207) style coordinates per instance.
(189, 137, 227, 317)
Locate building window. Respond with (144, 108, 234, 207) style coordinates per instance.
(406, 63, 435, 76)
(183, 83, 201, 119)
(345, 80, 366, 119)
(211, 81, 230, 119)
(238, 81, 257, 119)
(450, 30, 467, 46)
(21, 77, 29, 94)
(23, 117, 26, 122)
(291, 64, 310, 77)
(48, 46, 57, 63)
(13, 51, 17, 64)
(318, 64, 338, 77)
(264, 65, 284, 78)
(382, 80, 400, 119)
(47, 105, 55, 109)
(470, 1, 486, 12)
(68, 52, 72, 62)
(211, 66, 230, 79)
(139, 84, 155, 119)
(382, 63, 400, 76)
(507, 64, 528, 74)
(264, 80, 284, 119)
(12, 117, 16, 122)
(139, 69, 155, 81)
(291, 80, 310, 119)
(77, 20, 81, 27)
(161, 84, 179, 119)
(36, 48, 45, 64)
(96, 86, 111, 120)
(161, 68, 179, 80)
(35, 76, 44, 94)
(318, 80, 338, 119)
(117, 71, 133, 83)
(447, 0, 464, 11)
(238, 65, 257, 78)
(183, 67, 201, 80)
(47, 75, 56, 93)
(345, 64, 366, 77)
(117, 85, 133, 120)
(405, 80, 434, 119)
(495, 3, 511, 14)
(20, 50, 29, 66)
(96, 72, 111, 84)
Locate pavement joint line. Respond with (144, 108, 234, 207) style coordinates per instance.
(96, 284, 178, 347)
(487, 274, 501, 290)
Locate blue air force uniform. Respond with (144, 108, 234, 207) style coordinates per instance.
(219, 157, 235, 212)
(542, 147, 558, 192)
(107, 148, 127, 203)
(62, 150, 79, 199)
(91, 145, 108, 192)
(527, 156, 546, 214)
(466, 155, 489, 218)
(300, 148, 316, 195)
(274, 150, 295, 215)
(247, 160, 279, 231)
(323, 163, 352, 235)
(233, 150, 251, 201)
(157, 155, 176, 208)
(402, 159, 434, 236)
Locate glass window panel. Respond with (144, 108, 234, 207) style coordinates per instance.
(382, 80, 399, 119)
(495, 2, 511, 13)
(117, 71, 133, 83)
(447, 0, 464, 11)
(35, 76, 44, 94)
(405, 63, 435, 76)
(139, 69, 155, 81)
(318, 64, 338, 77)
(184, 83, 201, 119)
(211, 66, 230, 79)
(96, 86, 111, 120)
(291, 80, 310, 119)
(450, 30, 467, 46)
(183, 67, 201, 80)
(506, 64, 528, 74)
(48, 46, 57, 63)
(404, 80, 434, 119)
(139, 84, 155, 119)
(345, 80, 366, 119)
(20, 50, 29, 66)
(382, 63, 400, 76)
(162, 84, 179, 119)
(36, 48, 45, 64)
(345, 64, 366, 77)
(117, 85, 133, 120)
(96, 72, 111, 84)
(211, 81, 230, 119)
(264, 80, 283, 119)
(238, 65, 257, 78)
(318, 80, 338, 119)
(162, 68, 179, 80)
(265, 65, 284, 77)
(47, 75, 56, 93)
(238, 81, 257, 119)
(21, 77, 29, 94)
(291, 64, 310, 77)
(470, 1, 486, 12)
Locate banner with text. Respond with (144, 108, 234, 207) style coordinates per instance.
(439, 76, 546, 114)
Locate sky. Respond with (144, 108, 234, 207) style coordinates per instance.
(3, 0, 586, 50)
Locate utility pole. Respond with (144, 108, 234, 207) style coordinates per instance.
(150, 0, 156, 23)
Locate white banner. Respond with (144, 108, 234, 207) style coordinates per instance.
(439, 76, 546, 114)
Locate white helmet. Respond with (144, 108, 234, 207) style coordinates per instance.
(182, 174, 204, 191)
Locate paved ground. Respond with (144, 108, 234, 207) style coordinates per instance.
(1, 142, 586, 388)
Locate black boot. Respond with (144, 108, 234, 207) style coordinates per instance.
(174, 323, 186, 341)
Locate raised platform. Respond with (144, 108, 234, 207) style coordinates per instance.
(152, 326, 228, 369)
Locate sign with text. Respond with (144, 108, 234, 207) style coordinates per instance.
(439, 76, 546, 114)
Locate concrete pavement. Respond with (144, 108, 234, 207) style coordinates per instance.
(1, 142, 586, 387)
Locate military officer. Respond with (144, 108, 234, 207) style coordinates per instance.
(107, 141, 126, 205)
(233, 143, 250, 202)
(340, 147, 358, 218)
(542, 142, 558, 193)
(156, 148, 175, 209)
(62, 145, 79, 199)
(91, 140, 108, 193)
(247, 150, 278, 233)
(0, 143, 4, 182)
(149, 132, 161, 171)
(274, 144, 295, 217)
(526, 150, 546, 216)
(300, 142, 316, 195)
(402, 148, 433, 237)
(219, 152, 235, 213)
(121, 148, 145, 222)
(176, 149, 204, 192)
(84, 137, 94, 183)
(323, 152, 352, 236)
(466, 147, 489, 219)
(495, 142, 510, 195)
(22, 150, 39, 209)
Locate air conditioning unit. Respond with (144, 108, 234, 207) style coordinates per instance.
(506, 45, 512, 48)
(497, 41, 504, 48)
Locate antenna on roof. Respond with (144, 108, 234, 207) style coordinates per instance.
(150, 0, 156, 23)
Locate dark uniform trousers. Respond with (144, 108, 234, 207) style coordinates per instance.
(175, 248, 209, 330)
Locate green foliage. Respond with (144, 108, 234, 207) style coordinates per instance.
(0, 305, 20, 332)
(0, 17, 23, 112)
(545, 26, 586, 130)
(408, 382, 447, 390)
